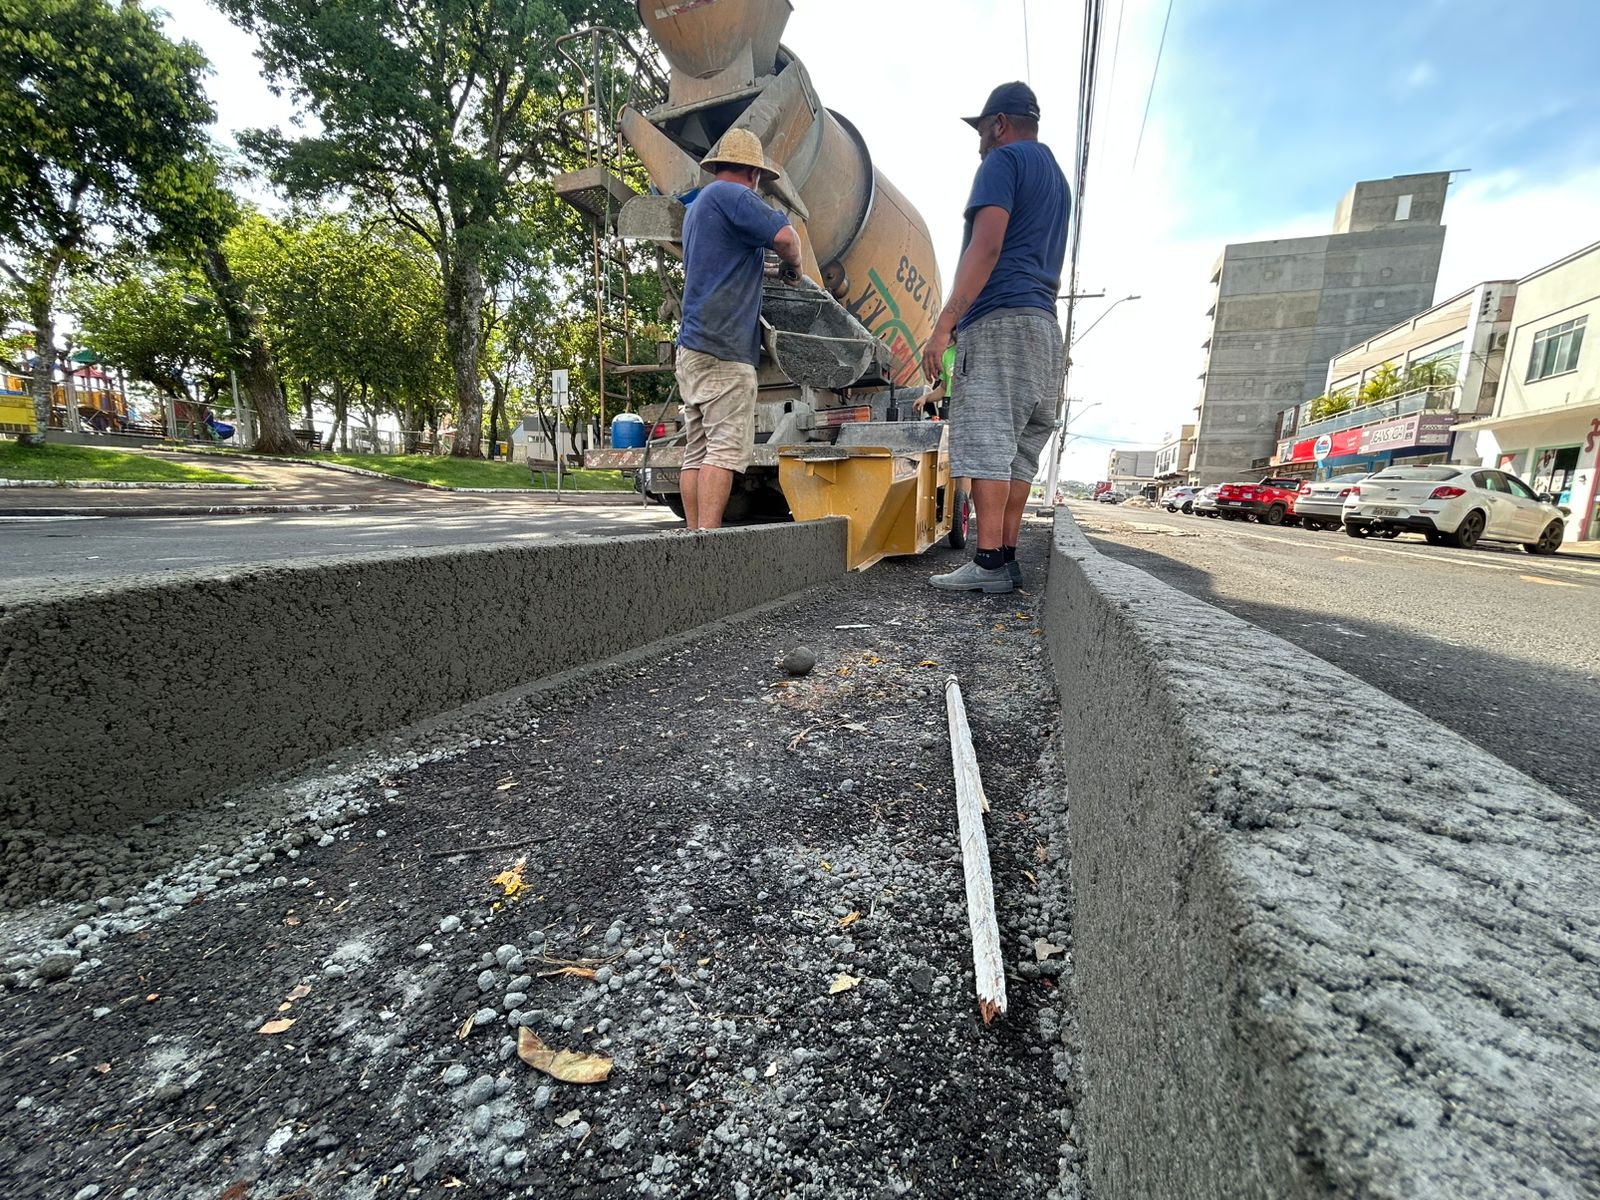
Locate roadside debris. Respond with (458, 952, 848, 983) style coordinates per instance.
(946, 674, 1007, 1024)
(516, 1028, 613, 1084)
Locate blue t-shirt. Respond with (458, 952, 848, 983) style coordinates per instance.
(957, 141, 1070, 331)
(679, 180, 791, 366)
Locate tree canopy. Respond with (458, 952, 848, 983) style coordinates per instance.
(218, 0, 641, 456)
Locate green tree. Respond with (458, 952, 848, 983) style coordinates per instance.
(225, 212, 450, 450)
(72, 263, 228, 405)
(0, 0, 214, 442)
(217, 0, 639, 458)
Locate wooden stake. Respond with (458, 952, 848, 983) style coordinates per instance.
(945, 675, 1007, 1024)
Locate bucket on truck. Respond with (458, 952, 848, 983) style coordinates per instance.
(610, 412, 647, 449)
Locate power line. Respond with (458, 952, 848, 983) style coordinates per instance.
(1022, 0, 1032, 84)
(1132, 0, 1174, 172)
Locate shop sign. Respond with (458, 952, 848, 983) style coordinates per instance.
(1280, 428, 1361, 463)
(1359, 413, 1457, 453)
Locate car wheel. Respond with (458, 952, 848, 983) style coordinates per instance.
(947, 486, 973, 549)
(1424, 531, 1446, 546)
(1182, 501, 1193, 514)
(1260, 505, 1286, 526)
(1523, 520, 1564, 555)
(1345, 521, 1368, 538)
(1379, 528, 1401, 539)
(1448, 509, 1486, 550)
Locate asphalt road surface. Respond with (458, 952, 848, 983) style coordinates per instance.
(1067, 501, 1600, 815)
(0, 501, 680, 597)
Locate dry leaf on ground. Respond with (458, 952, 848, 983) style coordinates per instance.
(837, 911, 860, 929)
(257, 1018, 295, 1035)
(828, 973, 862, 995)
(491, 858, 528, 901)
(518, 1029, 613, 1084)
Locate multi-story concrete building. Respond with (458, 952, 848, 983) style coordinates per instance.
(1269, 280, 1516, 479)
(1106, 448, 1158, 495)
(1190, 172, 1451, 484)
(1457, 239, 1600, 544)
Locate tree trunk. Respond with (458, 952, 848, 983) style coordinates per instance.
(23, 278, 57, 446)
(487, 371, 506, 461)
(333, 377, 349, 451)
(443, 241, 485, 458)
(200, 247, 298, 455)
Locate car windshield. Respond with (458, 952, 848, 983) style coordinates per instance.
(1369, 466, 1463, 482)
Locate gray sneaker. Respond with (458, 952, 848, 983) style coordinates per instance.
(1007, 559, 1022, 585)
(930, 559, 1015, 594)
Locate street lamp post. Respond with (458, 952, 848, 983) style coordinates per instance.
(1040, 293, 1140, 512)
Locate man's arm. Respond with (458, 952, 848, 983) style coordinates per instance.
(772, 225, 803, 284)
(921, 205, 1009, 382)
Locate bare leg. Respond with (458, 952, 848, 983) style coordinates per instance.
(680, 468, 700, 529)
(696, 465, 735, 529)
(970, 477, 1011, 550)
(1003, 478, 1031, 545)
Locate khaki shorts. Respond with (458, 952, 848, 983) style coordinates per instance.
(676, 347, 757, 472)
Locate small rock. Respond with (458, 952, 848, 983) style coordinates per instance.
(503, 1149, 527, 1170)
(413, 943, 433, 960)
(34, 954, 77, 983)
(781, 647, 817, 677)
(439, 916, 461, 934)
(478, 970, 498, 992)
(443, 1064, 469, 1087)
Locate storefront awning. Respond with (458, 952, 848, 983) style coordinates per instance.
(1453, 400, 1600, 437)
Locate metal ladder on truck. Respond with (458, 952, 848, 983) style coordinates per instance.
(549, 30, 676, 476)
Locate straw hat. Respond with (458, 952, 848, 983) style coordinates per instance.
(700, 128, 782, 182)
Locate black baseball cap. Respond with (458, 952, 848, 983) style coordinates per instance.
(963, 81, 1041, 128)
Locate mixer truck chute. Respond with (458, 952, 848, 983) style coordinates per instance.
(570, 0, 967, 566)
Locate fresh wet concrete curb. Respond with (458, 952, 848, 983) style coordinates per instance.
(1, 521, 846, 843)
(1043, 508, 1600, 1198)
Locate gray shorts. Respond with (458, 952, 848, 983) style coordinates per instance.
(948, 307, 1065, 481)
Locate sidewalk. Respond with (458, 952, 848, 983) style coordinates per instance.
(0, 451, 642, 516)
(0, 521, 1081, 1199)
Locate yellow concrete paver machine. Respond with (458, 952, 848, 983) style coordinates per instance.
(572, 0, 972, 569)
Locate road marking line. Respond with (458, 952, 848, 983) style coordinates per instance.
(1218, 526, 1600, 579)
(1334, 555, 1363, 562)
(1521, 575, 1581, 588)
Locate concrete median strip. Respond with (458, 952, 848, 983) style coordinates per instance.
(0, 520, 846, 842)
(1042, 508, 1600, 1197)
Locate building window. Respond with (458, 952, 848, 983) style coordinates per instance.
(1394, 194, 1413, 221)
(1526, 315, 1586, 381)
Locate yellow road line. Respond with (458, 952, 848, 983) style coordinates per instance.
(1521, 575, 1582, 588)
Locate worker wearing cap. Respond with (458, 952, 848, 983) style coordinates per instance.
(921, 81, 1070, 594)
(675, 128, 805, 530)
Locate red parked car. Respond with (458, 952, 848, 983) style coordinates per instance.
(1213, 476, 1305, 526)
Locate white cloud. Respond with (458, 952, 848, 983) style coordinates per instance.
(1403, 62, 1436, 91)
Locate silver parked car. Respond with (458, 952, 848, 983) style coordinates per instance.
(1163, 485, 1202, 513)
(1193, 485, 1221, 517)
(1294, 473, 1368, 531)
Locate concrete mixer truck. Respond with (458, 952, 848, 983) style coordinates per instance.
(572, 0, 970, 568)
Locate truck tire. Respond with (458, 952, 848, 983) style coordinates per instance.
(947, 487, 973, 549)
(666, 494, 686, 520)
(1261, 505, 1286, 526)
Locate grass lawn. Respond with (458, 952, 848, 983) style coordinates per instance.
(0, 440, 250, 484)
(318, 453, 630, 491)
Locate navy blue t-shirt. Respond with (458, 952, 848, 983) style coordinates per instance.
(957, 141, 1070, 331)
(679, 180, 791, 366)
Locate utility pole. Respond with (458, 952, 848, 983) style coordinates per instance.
(1040, 292, 1140, 512)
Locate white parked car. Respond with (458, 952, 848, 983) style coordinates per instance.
(1342, 465, 1567, 553)
(1193, 485, 1221, 517)
(1294, 473, 1368, 531)
(1164, 485, 1201, 513)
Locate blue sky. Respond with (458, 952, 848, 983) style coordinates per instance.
(1154, 0, 1600, 239)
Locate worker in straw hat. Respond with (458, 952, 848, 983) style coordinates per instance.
(675, 128, 805, 530)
